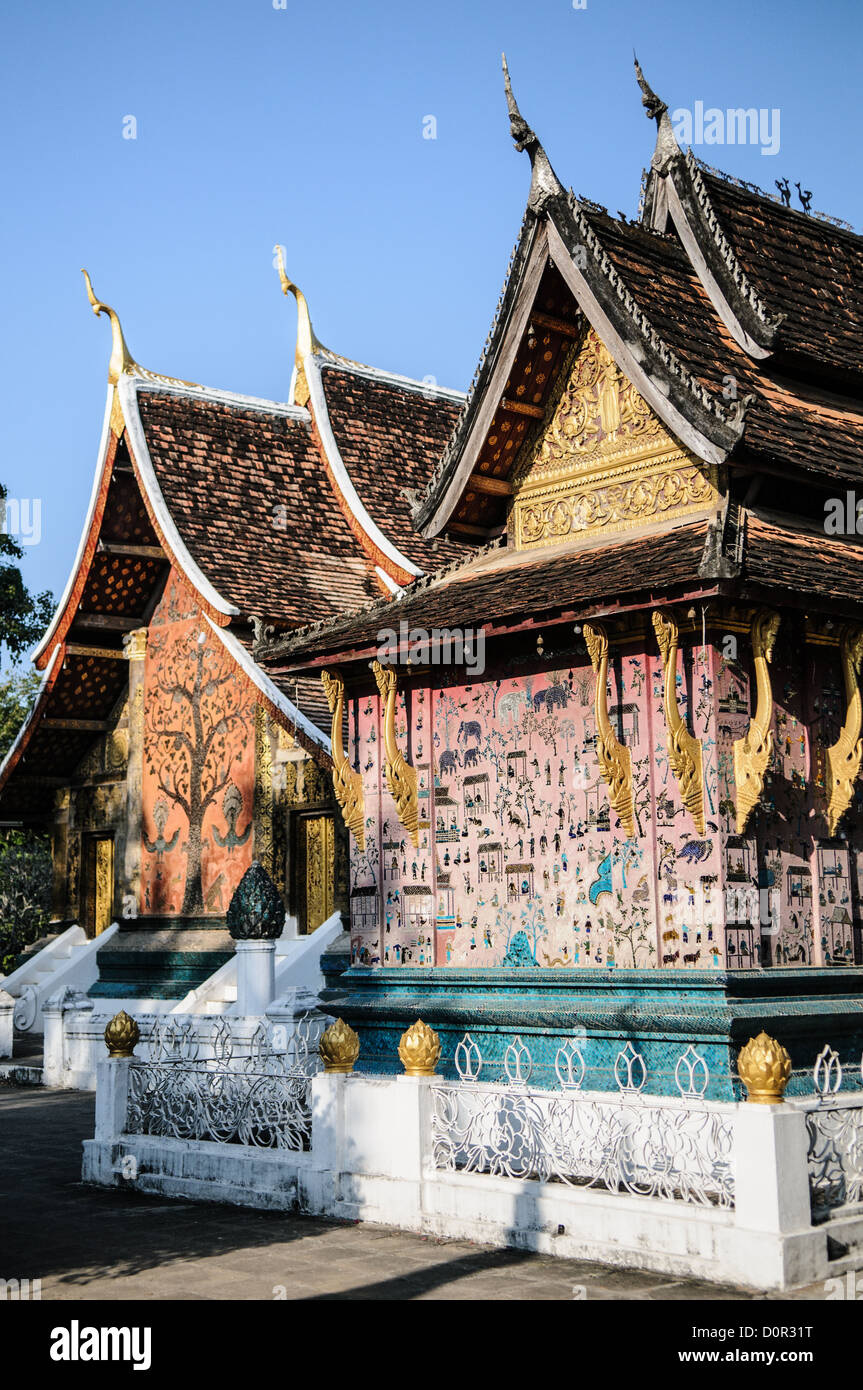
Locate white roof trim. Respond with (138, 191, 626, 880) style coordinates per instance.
(31, 388, 115, 664)
(119, 376, 240, 617)
(374, 565, 404, 597)
(0, 645, 62, 786)
(204, 616, 329, 751)
(132, 374, 311, 420)
(316, 354, 466, 404)
(305, 353, 424, 579)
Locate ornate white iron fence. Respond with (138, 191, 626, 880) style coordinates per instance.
(125, 1013, 325, 1150)
(805, 1044, 863, 1214)
(431, 1034, 734, 1207)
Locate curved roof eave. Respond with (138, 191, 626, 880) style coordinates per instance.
(0, 644, 63, 795)
(119, 374, 240, 621)
(413, 218, 549, 538)
(30, 388, 115, 667)
(653, 153, 783, 359)
(305, 353, 423, 584)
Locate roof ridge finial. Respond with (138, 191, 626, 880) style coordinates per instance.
(81, 269, 137, 385)
(632, 53, 678, 170)
(500, 53, 563, 214)
(274, 245, 325, 362)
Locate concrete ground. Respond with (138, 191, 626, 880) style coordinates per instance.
(0, 1084, 828, 1301)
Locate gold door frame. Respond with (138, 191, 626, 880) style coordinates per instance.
(297, 813, 335, 934)
(83, 834, 115, 938)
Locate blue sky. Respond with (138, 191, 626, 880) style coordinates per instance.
(1, 0, 860, 612)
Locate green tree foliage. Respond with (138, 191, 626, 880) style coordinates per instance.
(0, 830, 53, 974)
(0, 668, 43, 762)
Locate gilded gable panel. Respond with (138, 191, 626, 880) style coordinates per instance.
(511, 328, 719, 550)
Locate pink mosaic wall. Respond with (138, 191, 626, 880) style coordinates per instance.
(348, 640, 727, 969)
(346, 631, 863, 971)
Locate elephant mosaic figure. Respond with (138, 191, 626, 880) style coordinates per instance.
(499, 691, 528, 723)
(438, 749, 459, 776)
(458, 720, 482, 746)
(533, 682, 570, 712)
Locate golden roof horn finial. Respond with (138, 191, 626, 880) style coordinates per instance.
(275, 245, 329, 406)
(81, 269, 137, 385)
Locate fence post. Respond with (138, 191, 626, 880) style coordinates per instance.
(94, 1056, 133, 1142)
(235, 940, 277, 1016)
(0, 990, 13, 1060)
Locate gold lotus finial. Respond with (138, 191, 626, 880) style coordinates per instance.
(737, 1031, 792, 1104)
(81, 269, 137, 386)
(104, 1010, 140, 1059)
(319, 1018, 360, 1073)
(398, 1019, 441, 1077)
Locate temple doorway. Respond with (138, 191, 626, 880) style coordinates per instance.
(298, 813, 335, 934)
(82, 834, 115, 938)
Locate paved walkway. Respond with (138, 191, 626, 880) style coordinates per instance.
(0, 1085, 825, 1301)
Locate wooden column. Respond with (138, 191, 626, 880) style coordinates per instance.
(51, 788, 70, 920)
(121, 627, 147, 917)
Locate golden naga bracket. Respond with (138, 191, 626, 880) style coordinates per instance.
(321, 669, 366, 850)
(826, 624, 863, 836)
(372, 660, 420, 848)
(652, 610, 705, 834)
(583, 622, 635, 837)
(733, 608, 781, 835)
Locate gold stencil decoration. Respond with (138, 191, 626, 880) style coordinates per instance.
(372, 661, 419, 847)
(512, 328, 718, 550)
(583, 622, 635, 837)
(826, 624, 863, 837)
(398, 1019, 441, 1076)
(737, 1032, 791, 1104)
(253, 704, 276, 879)
(652, 610, 705, 834)
(733, 609, 780, 834)
(321, 669, 366, 851)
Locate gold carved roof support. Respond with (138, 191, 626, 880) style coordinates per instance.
(733, 609, 780, 835)
(321, 669, 366, 850)
(652, 609, 705, 834)
(372, 661, 419, 848)
(583, 621, 635, 837)
(826, 624, 863, 837)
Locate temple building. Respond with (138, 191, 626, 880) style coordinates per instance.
(0, 260, 463, 1007)
(256, 59, 863, 1095)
